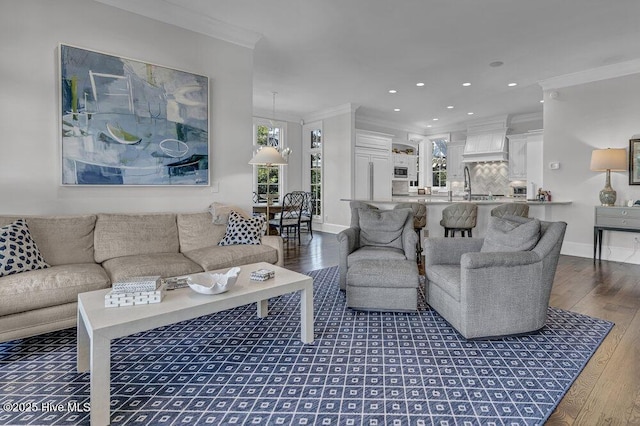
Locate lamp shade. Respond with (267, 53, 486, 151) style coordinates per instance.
(249, 146, 288, 166)
(590, 148, 627, 171)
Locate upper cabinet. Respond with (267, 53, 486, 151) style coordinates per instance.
(507, 134, 527, 180)
(447, 143, 465, 180)
(507, 130, 543, 186)
(356, 130, 392, 150)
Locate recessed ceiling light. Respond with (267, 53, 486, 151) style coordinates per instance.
(426, 125, 432, 128)
(433, 118, 439, 121)
(416, 82, 425, 87)
(388, 89, 397, 94)
(489, 61, 504, 67)
(467, 112, 474, 115)
(540, 99, 544, 103)
(447, 106, 454, 109)
(393, 108, 400, 112)
(462, 82, 471, 87)
(508, 82, 518, 87)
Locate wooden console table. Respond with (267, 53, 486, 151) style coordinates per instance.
(594, 206, 640, 262)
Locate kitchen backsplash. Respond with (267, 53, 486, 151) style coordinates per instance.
(451, 162, 510, 195)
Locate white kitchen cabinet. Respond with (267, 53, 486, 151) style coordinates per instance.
(393, 154, 410, 166)
(447, 143, 465, 180)
(355, 130, 392, 200)
(355, 148, 392, 199)
(408, 156, 417, 181)
(508, 135, 527, 180)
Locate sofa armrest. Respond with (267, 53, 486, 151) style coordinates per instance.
(461, 250, 541, 269)
(423, 237, 484, 266)
(336, 227, 359, 256)
(261, 235, 284, 266)
(336, 227, 359, 290)
(402, 227, 418, 261)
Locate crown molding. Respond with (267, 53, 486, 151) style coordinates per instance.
(355, 114, 428, 136)
(509, 112, 543, 125)
(94, 0, 262, 49)
(302, 103, 359, 123)
(539, 58, 640, 91)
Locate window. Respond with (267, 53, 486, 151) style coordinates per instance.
(432, 138, 447, 189)
(253, 118, 286, 202)
(303, 122, 323, 220)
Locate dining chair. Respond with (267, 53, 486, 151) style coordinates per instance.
(269, 192, 305, 244)
(300, 192, 314, 238)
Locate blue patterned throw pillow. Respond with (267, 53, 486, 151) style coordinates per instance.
(0, 219, 49, 277)
(218, 211, 264, 246)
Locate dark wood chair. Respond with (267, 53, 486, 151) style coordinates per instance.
(269, 192, 304, 244)
(292, 191, 314, 238)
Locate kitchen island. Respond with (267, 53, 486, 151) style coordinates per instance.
(341, 197, 572, 238)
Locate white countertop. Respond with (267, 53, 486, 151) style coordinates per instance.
(342, 197, 572, 206)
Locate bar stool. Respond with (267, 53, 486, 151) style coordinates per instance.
(490, 203, 529, 218)
(440, 203, 478, 237)
(394, 202, 427, 261)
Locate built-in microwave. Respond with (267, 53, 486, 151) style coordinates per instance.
(512, 186, 527, 197)
(394, 166, 408, 178)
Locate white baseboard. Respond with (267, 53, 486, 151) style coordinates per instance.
(561, 241, 640, 265)
(315, 222, 348, 234)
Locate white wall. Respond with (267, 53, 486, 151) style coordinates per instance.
(544, 72, 640, 263)
(0, 0, 254, 215)
(318, 110, 354, 231)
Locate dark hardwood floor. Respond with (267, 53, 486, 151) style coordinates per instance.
(285, 231, 640, 425)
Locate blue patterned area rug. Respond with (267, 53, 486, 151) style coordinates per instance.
(0, 266, 612, 425)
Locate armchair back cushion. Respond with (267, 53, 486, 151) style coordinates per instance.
(358, 208, 410, 250)
(480, 216, 541, 253)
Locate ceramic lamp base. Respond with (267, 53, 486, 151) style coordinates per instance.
(599, 188, 616, 206)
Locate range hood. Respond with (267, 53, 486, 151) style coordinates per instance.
(462, 129, 509, 163)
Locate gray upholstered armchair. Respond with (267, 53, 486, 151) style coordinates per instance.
(336, 201, 417, 291)
(423, 218, 567, 339)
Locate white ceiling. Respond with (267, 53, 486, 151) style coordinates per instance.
(97, 0, 640, 132)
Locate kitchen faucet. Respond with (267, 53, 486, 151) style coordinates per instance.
(463, 166, 471, 201)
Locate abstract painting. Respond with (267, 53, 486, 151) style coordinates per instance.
(59, 44, 209, 185)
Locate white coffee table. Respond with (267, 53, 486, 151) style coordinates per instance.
(76, 262, 314, 426)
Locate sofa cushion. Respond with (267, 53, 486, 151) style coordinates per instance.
(358, 208, 410, 250)
(347, 246, 406, 267)
(0, 219, 49, 277)
(183, 244, 278, 271)
(218, 211, 265, 246)
(425, 264, 462, 301)
(101, 253, 203, 283)
(94, 213, 179, 263)
(347, 259, 419, 288)
(0, 263, 109, 316)
(0, 215, 97, 266)
(481, 216, 541, 253)
(177, 212, 227, 252)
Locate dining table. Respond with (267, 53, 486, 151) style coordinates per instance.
(253, 203, 283, 235)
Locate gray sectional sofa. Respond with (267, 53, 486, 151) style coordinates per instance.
(0, 211, 283, 343)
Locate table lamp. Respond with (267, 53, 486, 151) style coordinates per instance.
(590, 148, 627, 206)
(249, 146, 288, 232)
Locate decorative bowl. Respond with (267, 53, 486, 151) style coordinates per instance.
(159, 139, 189, 157)
(187, 267, 241, 295)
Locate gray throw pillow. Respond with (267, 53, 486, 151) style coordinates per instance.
(358, 208, 410, 250)
(481, 216, 541, 253)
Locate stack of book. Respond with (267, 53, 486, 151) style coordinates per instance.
(104, 276, 164, 307)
